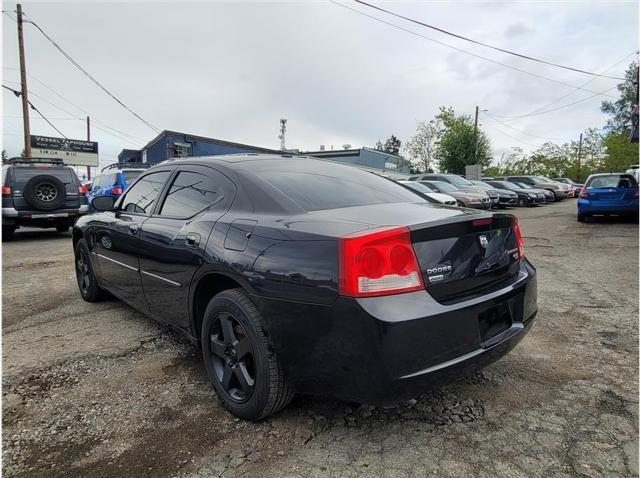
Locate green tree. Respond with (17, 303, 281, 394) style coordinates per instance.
(601, 61, 638, 136)
(403, 119, 442, 173)
(435, 107, 492, 173)
(383, 135, 402, 155)
(602, 132, 639, 172)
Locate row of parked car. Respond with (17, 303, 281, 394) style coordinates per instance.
(396, 173, 579, 209)
(2, 158, 637, 241)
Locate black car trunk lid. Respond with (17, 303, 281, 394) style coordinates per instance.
(410, 214, 520, 304)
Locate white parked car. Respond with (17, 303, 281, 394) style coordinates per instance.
(626, 165, 639, 182)
(397, 180, 458, 206)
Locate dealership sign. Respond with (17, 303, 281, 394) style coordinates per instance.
(30, 135, 99, 167)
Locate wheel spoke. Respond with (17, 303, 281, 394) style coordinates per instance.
(221, 364, 233, 390)
(234, 362, 254, 393)
(219, 314, 236, 345)
(235, 337, 251, 360)
(210, 336, 226, 359)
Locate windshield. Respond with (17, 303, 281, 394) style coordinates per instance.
(499, 182, 520, 191)
(425, 181, 458, 193)
(586, 174, 638, 189)
(515, 182, 531, 189)
(403, 182, 435, 193)
(535, 176, 553, 183)
(447, 175, 473, 187)
(471, 181, 492, 189)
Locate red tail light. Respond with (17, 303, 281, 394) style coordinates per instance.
(339, 226, 424, 297)
(2, 185, 11, 196)
(514, 219, 524, 259)
(78, 185, 88, 194)
(579, 187, 589, 199)
(634, 189, 639, 198)
(111, 187, 123, 195)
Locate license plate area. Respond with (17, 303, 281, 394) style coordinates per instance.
(478, 302, 512, 342)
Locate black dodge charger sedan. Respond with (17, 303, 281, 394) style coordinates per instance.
(73, 155, 537, 420)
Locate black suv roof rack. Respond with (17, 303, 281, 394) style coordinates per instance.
(5, 157, 66, 166)
(101, 162, 151, 172)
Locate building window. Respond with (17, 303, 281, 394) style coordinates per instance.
(172, 141, 192, 158)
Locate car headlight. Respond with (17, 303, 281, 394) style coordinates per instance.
(528, 193, 537, 198)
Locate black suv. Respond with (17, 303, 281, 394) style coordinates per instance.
(2, 158, 89, 241)
(73, 155, 537, 420)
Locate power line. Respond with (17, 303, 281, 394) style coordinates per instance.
(489, 51, 637, 120)
(328, 1, 616, 98)
(2, 71, 147, 142)
(3, 84, 67, 137)
(481, 110, 563, 142)
(20, 12, 161, 134)
(3, 79, 144, 147)
(353, 0, 626, 81)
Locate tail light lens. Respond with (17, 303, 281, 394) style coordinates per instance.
(579, 187, 589, 199)
(78, 185, 88, 194)
(111, 187, 123, 195)
(2, 186, 11, 196)
(338, 226, 424, 297)
(514, 219, 524, 259)
(634, 189, 639, 198)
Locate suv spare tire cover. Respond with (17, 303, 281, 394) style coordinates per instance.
(23, 174, 68, 211)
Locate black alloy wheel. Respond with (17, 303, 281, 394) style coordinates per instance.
(201, 289, 294, 420)
(518, 197, 526, 207)
(209, 312, 256, 402)
(76, 247, 92, 296)
(74, 239, 108, 302)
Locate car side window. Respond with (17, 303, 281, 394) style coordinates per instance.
(120, 171, 171, 215)
(93, 175, 102, 189)
(159, 171, 222, 217)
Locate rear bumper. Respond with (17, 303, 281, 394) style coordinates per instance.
(578, 199, 639, 215)
(2, 206, 88, 226)
(257, 259, 537, 404)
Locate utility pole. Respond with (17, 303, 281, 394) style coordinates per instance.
(86, 116, 91, 180)
(473, 105, 479, 162)
(576, 133, 583, 182)
(17, 4, 31, 157)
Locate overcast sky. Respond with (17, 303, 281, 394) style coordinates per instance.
(2, 0, 638, 170)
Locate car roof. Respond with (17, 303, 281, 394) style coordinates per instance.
(587, 173, 632, 177)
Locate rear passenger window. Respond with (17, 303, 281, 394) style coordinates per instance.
(120, 171, 171, 214)
(159, 171, 221, 217)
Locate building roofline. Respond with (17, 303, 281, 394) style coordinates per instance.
(139, 130, 281, 154)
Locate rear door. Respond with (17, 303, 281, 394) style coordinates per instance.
(138, 166, 236, 327)
(586, 175, 638, 204)
(93, 169, 173, 308)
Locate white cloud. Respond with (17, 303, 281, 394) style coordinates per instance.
(2, 0, 637, 167)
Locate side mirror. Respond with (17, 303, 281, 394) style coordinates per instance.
(91, 196, 116, 212)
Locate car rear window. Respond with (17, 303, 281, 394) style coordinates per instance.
(587, 175, 638, 189)
(13, 167, 73, 185)
(258, 170, 421, 211)
(123, 170, 142, 184)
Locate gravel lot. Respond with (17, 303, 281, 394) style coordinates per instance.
(2, 199, 638, 477)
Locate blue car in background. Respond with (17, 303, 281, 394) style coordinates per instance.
(577, 173, 639, 222)
(87, 163, 147, 209)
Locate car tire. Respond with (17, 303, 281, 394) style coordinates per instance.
(201, 288, 294, 421)
(518, 197, 526, 207)
(577, 213, 587, 223)
(56, 224, 70, 233)
(74, 239, 108, 302)
(456, 200, 464, 207)
(2, 225, 15, 242)
(23, 175, 67, 211)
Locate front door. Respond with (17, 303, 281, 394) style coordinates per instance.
(139, 166, 235, 328)
(94, 169, 173, 309)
